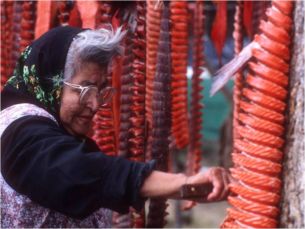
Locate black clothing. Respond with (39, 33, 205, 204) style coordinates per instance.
(1, 26, 155, 220)
(1, 116, 155, 219)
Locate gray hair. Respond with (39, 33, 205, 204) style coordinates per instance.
(64, 26, 125, 81)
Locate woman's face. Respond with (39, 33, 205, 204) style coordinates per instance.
(60, 62, 107, 137)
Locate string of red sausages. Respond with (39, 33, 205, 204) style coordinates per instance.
(222, 1, 294, 228)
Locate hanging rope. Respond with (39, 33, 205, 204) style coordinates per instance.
(221, 1, 294, 228)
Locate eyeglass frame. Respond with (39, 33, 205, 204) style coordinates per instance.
(63, 81, 116, 106)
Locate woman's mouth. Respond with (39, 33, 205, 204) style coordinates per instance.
(78, 115, 92, 123)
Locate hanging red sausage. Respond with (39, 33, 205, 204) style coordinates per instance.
(145, 0, 162, 159)
(118, 15, 135, 157)
(146, 2, 171, 228)
(169, 1, 189, 149)
(11, 1, 23, 76)
(232, 0, 244, 143)
(211, 0, 227, 65)
(58, 1, 74, 26)
(181, 0, 205, 211)
(1, 1, 9, 89)
(92, 2, 117, 157)
(252, 1, 269, 36)
(127, 2, 147, 227)
(20, 1, 36, 52)
(220, 1, 294, 228)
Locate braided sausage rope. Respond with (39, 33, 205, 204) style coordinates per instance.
(145, 0, 162, 159)
(11, 2, 23, 76)
(1, 1, 8, 89)
(129, 1, 146, 165)
(146, 2, 171, 227)
(188, 0, 204, 178)
(181, 0, 205, 211)
(92, 107, 117, 156)
(232, 0, 244, 142)
(1, 1, 15, 89)
(58, 1, 73, 26)
(118, 28, 134, 157)
(222, 1, 294, 228)
(252, 1, 269, 37)
(92, 2, 117, 157)
(169, 1, 189, 149)
(7, 2, 14, 77)
(20, 1, 36, 52)
(1, 1, 36, 90)
(96, 1, 112, 27)
(128, 2, 146, 227)
(145, 0, 161, 125)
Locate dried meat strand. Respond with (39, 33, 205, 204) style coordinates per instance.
(146, 2, 171, 227)
(11, 1, 23, 76)
(221, 1, 294, 228)
(243, 1, 253, 39)
(118, 28, 135, 157)
(128, 1, 146, 227)
(35, 1, 52, 38)
(96, 1, 112, 27)
(92, 103, 117, 157)
(228, 1, 244, 163)
(189, 0, 205, 175)
(210, 0, 227, 65)
(20, 1, 36, 52)
(1, 1, 8, 89)
(252, 1, 270, 36)
(145, 0, 162, 160)
(232, 0, 244, 143)
(2, 1, 14, 88)
(92, 2, 117, 157)
(58, 1, 74, 26)
(129, 1, 146, 171)
(68, 2, 82, 27)
(76, 0, 98, 29)
(106, 4, 138, 159)
(169, 1, 189, 150)
(182, 0, 205, 211)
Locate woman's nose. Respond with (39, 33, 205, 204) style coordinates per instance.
(86, 96, 99, 113)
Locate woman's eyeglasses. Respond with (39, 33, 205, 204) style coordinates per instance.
(63, 81, 116, 106)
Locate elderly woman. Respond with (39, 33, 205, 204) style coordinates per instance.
(1, 26, 231, 228)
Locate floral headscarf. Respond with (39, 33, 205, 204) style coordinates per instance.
(1, 26, 84, 118)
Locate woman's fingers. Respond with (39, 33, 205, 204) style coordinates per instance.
(206, 167, 223, 201)
(207, 167, 229, 201)
(219, 169, 230, 200)
(185, 167, 232, 202)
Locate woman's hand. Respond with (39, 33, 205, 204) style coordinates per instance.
(112, 212, 131, 228)
(140, 167, 235, 202)
(185, 167, 233, 202)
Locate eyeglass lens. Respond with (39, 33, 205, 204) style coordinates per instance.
(80, 87, 115, 105)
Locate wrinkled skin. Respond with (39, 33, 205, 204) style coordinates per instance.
(60, 62, 107, 137)
(186, 167, 236, 202)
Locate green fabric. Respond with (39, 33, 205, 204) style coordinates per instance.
(7, 46, 63, 112)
